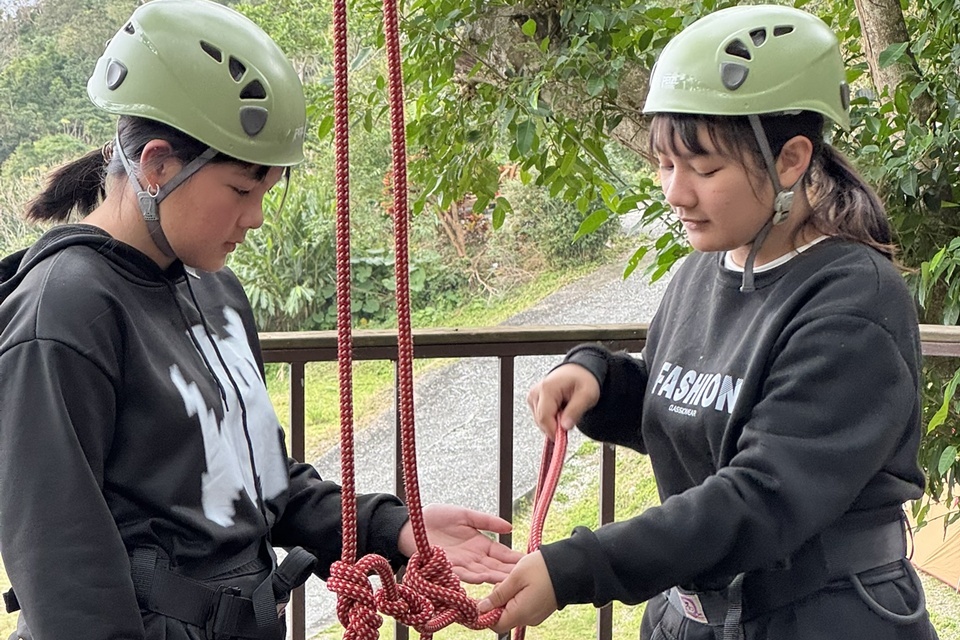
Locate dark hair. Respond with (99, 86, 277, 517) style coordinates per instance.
(648, 112, 894, 260)
(26, 116, 273, 222)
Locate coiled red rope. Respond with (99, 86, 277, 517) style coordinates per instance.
(325, 0, 504, 636)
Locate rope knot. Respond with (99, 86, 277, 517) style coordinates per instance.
(402, 546, 503, 635)
(375, 580, 434, 628)
(327, 559, 383, 639)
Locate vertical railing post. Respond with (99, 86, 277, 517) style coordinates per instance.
(497, 356, 515, 640)
(289, 361, 307, 640)
(597, 443, 616, 640)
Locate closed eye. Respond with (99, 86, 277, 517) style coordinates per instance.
(232, 186, 252, 196)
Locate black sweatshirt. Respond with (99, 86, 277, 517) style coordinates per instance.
(539, 239, 925, 609)
(0, 225, 408, 639)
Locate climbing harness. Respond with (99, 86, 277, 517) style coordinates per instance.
(514, 426, 568, 640)
(661, 515, 925, 638)
(321, 0, 503, 636)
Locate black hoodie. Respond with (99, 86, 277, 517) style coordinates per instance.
(540, 240, 926, 611)
(0, 225, 408, 639)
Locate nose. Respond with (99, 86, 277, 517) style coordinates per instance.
(661, 168, 695, 210)
(241, 200, 265, 230)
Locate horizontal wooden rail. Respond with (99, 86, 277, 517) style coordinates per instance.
(266, 323, 960, 640)
(262, 323, 960, 361)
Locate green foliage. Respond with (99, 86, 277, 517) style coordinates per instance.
(0, 132, 88, 179)
(228, 174, 467, 332)
(0, 0, 130, 162)
(823, 0, 960, 504)
(228, 177, 337, 332)
(498, 178, 615, 266)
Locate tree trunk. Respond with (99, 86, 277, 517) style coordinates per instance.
(853, 0, 934, 121)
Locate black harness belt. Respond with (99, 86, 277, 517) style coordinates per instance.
(665, 517, 925, 638)
(130, 545, 317, 640)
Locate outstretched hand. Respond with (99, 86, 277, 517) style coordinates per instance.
(477, 550, 558, 633)
(398, 503, 523, 584)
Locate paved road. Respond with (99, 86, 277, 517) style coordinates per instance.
(300, 247, 672, 636)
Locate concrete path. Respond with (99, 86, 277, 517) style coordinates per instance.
(300, 245, 673, 636)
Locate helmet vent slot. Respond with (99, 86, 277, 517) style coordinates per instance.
(106, 59, 128, 90)
(229, 56, 247, 82)
(123, 22, 135, 35)
(241, 80, 267, 100)
(200, 41, 223, 63)
(240, 106, 268, 136)
(720, 62, 749, 91)
(749, 28, 767, 46)
(773, 25, 794, 37)
(724, 39, 751, 60)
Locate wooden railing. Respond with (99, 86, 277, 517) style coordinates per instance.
(263, 323, 960, 640)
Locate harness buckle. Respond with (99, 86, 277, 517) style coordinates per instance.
(3, 588, 19, 614)
(206, 585, 244, 640)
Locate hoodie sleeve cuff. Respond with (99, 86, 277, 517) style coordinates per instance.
(558, 344, 610, 389)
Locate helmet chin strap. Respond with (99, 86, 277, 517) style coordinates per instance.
(741, 114, 795, 293)
(114, 135, 218, 260)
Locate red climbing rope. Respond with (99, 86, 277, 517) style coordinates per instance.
(325, 0, 504, 636)
(513, 427, 568, 640)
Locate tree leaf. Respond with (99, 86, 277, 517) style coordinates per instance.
(573, 209, 610, 239)
(317, 115, 334, 140)
(586, 74, 605, 97)
(878, 42, 909, 68)
(521, 18, 537, 37)
(516, 120, 536, 155)
(939, 446, 958, 476)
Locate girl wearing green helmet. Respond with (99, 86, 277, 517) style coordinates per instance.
(480, 5, 936, 640)
(0, 2, 520, 639)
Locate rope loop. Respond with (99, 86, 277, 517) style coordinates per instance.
(328, 559, 383, 639)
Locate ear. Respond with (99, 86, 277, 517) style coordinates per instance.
(138, 139, 183, 187)
(776, 135, 813, 189)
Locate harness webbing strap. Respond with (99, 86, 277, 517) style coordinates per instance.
(721, 573, 744, 640)
(665, 517, 912, 629)
(129, 545, 316, 638)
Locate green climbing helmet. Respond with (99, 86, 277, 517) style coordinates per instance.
(643, 4, 850, 130)
(87, 0, 306, 166)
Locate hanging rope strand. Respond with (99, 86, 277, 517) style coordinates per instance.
(382, 0, 430, 557)
(514, 427, 567, 640)
(326, 0, 390, 636)
(332, 0, 357, 569)
(327, 0, 506, 635)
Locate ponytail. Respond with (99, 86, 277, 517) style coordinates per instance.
(804, 144, 895, 260)
(25, 148, 106, 222)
